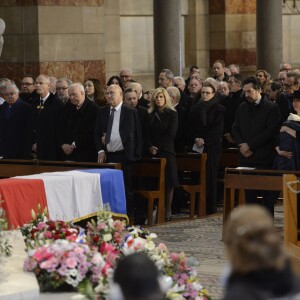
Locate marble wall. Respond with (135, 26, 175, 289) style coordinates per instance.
(208, 0, 256, 75)
(0, 0, 105, 85)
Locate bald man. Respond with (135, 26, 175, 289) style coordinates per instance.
(94, 84, 142, 217)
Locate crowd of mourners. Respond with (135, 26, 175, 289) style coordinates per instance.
(1, 60, 300, 220)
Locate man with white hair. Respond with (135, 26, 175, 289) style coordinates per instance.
(32, 74, 64, 159)
(58, 83, 99, 162)
(0, 84, 33, 158)
(0, 78, 11, 105)
(127, 81, 149, 108)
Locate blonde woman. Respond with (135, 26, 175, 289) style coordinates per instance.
(147, 88, 178, 221)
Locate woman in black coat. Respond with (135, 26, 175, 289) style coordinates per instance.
(147, 87, 178, 221)
(188, 82, 224, 214)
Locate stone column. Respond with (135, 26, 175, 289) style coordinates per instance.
(153, 0, 181, 87)
(256, 0, 282, 79)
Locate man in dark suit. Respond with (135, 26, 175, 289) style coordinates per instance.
(19, 75, 39, 105)
(94, 84, 142, 216)
(0, 83, 33, 159)
(58, 83, 99, 162)
(32, 74, 64, 160)
(166, 86, 187, 152)
(123, 87, 149, 155)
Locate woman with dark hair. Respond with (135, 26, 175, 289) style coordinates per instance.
(107, 75, 124, 91)
(188, 82, 224, 214)
(84, 78, 107, 107)
(147, 87, 178, 221)
(111, 253, 164, 300)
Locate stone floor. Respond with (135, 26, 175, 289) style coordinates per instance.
(148, 205, 284, 300)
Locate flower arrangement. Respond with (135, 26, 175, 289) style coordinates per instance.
(23, 208, 209, 299)
(86, 210, 126, 250)
(0, 201, 12, 257)
(23, 239, 105, 290)
(20, 204, 84, 250)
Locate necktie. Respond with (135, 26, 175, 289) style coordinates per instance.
(105, 108, 116, 144)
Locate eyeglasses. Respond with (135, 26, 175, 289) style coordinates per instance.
(21, 82, 34, 86)
(228, 80, 236, 84)
(120, 75, 130, 78)
(56, 87, 68, 90)
(201, 91, 212, 95)
(284, 83, 295, 87)
(3, 92, 17, 96)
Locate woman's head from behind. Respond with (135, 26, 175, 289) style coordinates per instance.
(112, 253, 164, 300)
(224, 205, 286, 274)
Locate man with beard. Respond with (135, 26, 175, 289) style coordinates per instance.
(56, 78, 72, 104)
(232, 77, 280, 215)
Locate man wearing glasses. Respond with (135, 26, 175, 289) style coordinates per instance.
(0, 84, 33, 159)
(277, 72, 299, 125)
(19, 75, 38, 105)
(56, 78, 73, 104)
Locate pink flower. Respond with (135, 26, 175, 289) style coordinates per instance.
(44, 231, 53, 239)
(113, 220, 125, 232)
(97, 223, 106, 230)
(37, 222, 46, 230)
(33, 247, 53, 262)
(23, 258, 37, 271)
(64, 257, 77, 269)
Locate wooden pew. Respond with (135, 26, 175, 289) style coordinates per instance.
(132, 158, 166, 225)
(176, 153, 207, 219)
(283, 174, 300, 274)
(223, 168, 300, 225)
(37, 160, 121, 172)
(0, 159, 38, 178)
(0, 159, 121, 179)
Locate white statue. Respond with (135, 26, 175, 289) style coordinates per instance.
(0, 18, 5, 57)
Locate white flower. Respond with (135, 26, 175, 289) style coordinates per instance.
(145, 240, 156, 251)
(103, 233, 112, 242)
(168, 283, 186, 293)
